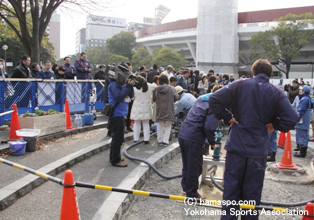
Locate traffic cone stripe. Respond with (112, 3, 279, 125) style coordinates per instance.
(65, 100, 76, 131)
(278, 132, 285, 149)
(7, 104, 23, 141)
(276, 132, 298, 170)
(302, 202, 314, 220)
(60, 170, 80, 220)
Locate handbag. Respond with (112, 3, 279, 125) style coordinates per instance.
(103, 102, 120, 117)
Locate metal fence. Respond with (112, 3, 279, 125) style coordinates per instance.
(0, 79, 106, 126)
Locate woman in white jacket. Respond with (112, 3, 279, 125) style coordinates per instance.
(131, 75, 153, 144)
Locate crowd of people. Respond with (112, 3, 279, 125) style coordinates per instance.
(2, 53, 92, 80)
(1, 52, 313, 218)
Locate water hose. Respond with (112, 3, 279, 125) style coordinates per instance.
(123, 133, 182, 180)
(209, 165, 314, 207)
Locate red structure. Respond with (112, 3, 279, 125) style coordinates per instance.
(137, 6, 314, 38)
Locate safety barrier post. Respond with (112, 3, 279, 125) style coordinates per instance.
(60, 170, 80, 220)
(0, 81, 5, 126)
(31, 81, 38, 113)
(59, 82, 65, 112)
(85, 82, 90, 112)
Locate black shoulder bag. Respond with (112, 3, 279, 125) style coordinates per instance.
(103, 102, 120, 117)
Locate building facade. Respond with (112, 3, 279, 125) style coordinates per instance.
(136, 5, 314, 78)
(85, 15, 126, 48)
(47, 12, 61, 60)
(75, 28, 86, 54)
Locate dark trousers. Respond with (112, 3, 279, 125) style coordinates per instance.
(109, 117, 125, 165)
(221, 152, 266, 220)
(125, 100, 133, 128)
(179, 138, 203, 197)
(107, 117, 112, 136)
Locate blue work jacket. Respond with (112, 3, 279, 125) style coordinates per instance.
(208, 73, 299, 158)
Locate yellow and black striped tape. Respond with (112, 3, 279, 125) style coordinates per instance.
(0, 158, 62, 185)
(0, 158, 296, 214)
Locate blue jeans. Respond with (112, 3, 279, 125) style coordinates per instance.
(296, 128, 309, 149)
(268, 130, 278, 154)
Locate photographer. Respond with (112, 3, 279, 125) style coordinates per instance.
(108, 62, 135, 167)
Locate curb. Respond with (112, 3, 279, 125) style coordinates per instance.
(0, 122, 108, 153)
(92, 142, 181, 220)
(0, 132, 133, 211)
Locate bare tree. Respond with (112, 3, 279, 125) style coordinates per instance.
(0, 0, 115, 63)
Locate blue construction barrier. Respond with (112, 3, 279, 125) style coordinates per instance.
(0, 79, 105, 126)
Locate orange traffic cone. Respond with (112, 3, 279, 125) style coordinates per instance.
(302, 202, 314, 220)
(65, 100, 76, 131)
(8, 104, 23, 141)
(276, 132, 298, 170)
(60, 170, 80, 220)
(278, 132, 285, 149)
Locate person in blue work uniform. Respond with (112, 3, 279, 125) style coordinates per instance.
(208, 59, 299, 219)
(37, 61, 56, 79)
(278, 78, 283, 86)
(267, 130, 278, 162)
(294, 86, 314, 158)
(108, 62, 135, 167)
(75, 52, 92, 80)
(178, 86, 225, 199)
(174, 86, 196, 116)
(63, 56, 76, 79)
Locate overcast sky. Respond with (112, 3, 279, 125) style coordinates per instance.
(58, 0, 314, 58)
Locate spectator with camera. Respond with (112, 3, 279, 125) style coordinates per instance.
(130, 75, 153, 144)
(107, 62, 135, 167)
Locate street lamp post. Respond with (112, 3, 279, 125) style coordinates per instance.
(2, 44, 8, 73)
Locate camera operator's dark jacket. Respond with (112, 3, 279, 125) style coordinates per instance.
(12, 63, 31, 78)
(108, 81, 134, 118)
(209, 74, 299, 159)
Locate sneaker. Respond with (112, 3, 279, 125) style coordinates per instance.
(158, 142, 163, 146)
(144, 141, 149, 144)
(162, 143, 169, 147)
(127, 127, 133, 132)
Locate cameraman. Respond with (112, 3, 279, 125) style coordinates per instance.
(108, 62, 135, 167)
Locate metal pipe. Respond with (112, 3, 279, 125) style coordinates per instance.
(0, 110, 15, 117)
(0, 79, 105, 83)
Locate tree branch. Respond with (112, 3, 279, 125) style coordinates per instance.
(273, 64, 287, 74)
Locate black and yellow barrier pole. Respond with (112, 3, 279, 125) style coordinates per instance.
(0, 157, 293, 214)
(74, 181, 289, 213)
(0, 158, 63, 186)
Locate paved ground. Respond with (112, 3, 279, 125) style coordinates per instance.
(0, 136, 178, 220)
(0, 127, 110, 188)
(124, 151, 314, 220)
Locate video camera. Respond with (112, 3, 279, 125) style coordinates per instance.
(104, 63, 141, 88)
